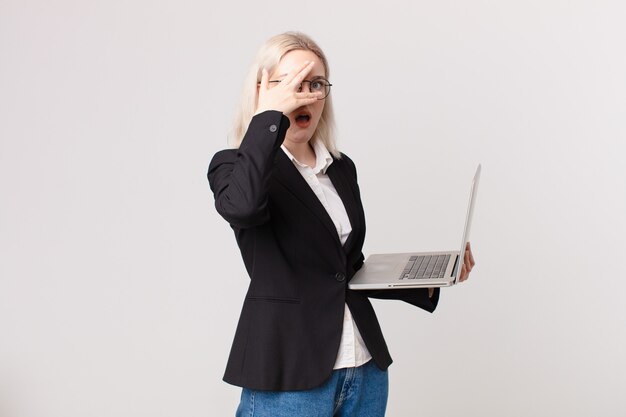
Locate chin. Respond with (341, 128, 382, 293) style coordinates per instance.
(287, 127, 316, 143)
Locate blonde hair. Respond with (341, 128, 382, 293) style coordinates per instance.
(229, 31, 340, 159)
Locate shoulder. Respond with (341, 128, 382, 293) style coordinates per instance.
(336, 152, 359, 180)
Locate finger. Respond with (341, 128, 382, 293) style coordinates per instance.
(295, 97, 320, 107)
(286, 61, 316, 87)
(468, 243, 476, 267)
(293, 92, 323, 107)
(464, 248, 472, 272)
(465, 242, 474, 269)
(295, 91, 323, 101)
(259, 67, 269, 90)
(280, 60, 311, 85)
(293, 61, 316, 84)
(459, 264, 467, 282)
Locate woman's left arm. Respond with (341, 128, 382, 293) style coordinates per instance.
(357, 242, 476, 312)
(346, 154, 476, 311)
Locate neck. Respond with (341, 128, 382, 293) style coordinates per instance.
(284, 140, 316, 168)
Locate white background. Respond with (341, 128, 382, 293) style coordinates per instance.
(1, 1, 625, 416)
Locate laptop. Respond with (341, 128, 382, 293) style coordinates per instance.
(349, 164, 481, 290)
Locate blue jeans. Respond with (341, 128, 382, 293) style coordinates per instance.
(235, 360, 388, 417)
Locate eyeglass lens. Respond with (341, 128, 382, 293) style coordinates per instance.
(265, 78, 331, 99)
(298, 79, 331, 98)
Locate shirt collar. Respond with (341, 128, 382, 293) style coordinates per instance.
(281, 140, 334, 174)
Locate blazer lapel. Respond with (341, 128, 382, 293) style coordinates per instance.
(273, 151, 341, 246)
(326, 161, 361, 254)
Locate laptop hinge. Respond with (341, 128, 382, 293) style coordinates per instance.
(451, 254, 460, 279)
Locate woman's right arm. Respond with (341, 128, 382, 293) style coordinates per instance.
(207, 60, 322, 228)
(207, 111, 289, 228)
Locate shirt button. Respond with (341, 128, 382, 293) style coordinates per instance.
(269, 124, 277, 132)
(335, 272, 346, 282)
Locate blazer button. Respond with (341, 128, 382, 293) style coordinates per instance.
(335, 272, 346, 282)
(269, 124, 278, 132)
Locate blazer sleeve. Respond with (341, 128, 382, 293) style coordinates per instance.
(342, 153, 441, 313)
(360, 287, 440, 312)
(207, 111, 290, 229)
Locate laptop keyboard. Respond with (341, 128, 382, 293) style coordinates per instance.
(399, 254, 450, 280)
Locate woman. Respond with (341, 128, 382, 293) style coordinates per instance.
(207, 31, 475, 417)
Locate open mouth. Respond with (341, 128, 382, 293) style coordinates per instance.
(294, 111, 311, 128)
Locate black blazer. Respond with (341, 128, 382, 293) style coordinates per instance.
(208, 110, 440, 391)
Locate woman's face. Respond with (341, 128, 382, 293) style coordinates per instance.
(269, 49, 327, 146)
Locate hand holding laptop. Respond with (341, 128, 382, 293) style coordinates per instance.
(349, 164, 481, 290)
(458, 242, 476, 283)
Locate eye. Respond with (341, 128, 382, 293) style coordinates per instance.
(310, 80, 326, 92)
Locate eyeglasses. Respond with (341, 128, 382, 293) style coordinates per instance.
(261, 77, 332, 99)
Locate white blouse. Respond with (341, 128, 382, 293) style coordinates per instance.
(281, 140, 372, 370)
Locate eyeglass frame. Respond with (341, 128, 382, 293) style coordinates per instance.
(258, 77, 333, 100)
